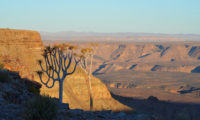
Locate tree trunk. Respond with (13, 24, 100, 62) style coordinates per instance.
(88, 75, 93, 110)
(88, 54, 94, 110)
(59, 80, 64, 103)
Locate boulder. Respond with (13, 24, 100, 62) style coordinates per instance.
(147, 96, 159, 103)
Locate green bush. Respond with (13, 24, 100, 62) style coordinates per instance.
(28, 85, 40, 95)
(0, 62, 4, 69)
(0, 71, 12, 83)
(23, 95, 59, 120)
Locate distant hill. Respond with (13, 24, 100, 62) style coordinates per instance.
(40, 31, 200, 42)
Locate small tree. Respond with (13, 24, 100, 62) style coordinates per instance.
(36, 44, 80, 103)
(79, 42, 98, 110)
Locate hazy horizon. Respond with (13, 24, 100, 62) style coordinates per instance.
(40, 30, 200, 35)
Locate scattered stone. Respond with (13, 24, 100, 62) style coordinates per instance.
(69, 109, 84, 115)
(147, 96, 159, 103)
(59, 103, 69, 110)
(134, 114, 158, 120)
(117, 112, 126, 117)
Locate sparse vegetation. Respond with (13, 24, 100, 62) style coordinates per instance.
(0, 61, 4, 69)
(28, 84, 40, 95)
(23, 94, 58, 120)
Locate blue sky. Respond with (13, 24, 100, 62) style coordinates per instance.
(0, 0, 200, 34)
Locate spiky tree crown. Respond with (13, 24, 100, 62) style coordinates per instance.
(36, 70, 43, 77)
(36, 43, 81, 89)
(81, 48, 94, 54)
(90, 42, 98, 47)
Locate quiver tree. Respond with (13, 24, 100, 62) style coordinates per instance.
(79, 42, 98, 110)
(36, 44, 80, 103)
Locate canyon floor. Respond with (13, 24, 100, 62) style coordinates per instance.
(96, 70, 200, 103)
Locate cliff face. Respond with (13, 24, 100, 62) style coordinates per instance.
(0, 29, 131, 111)
(0, 29, 43, 78)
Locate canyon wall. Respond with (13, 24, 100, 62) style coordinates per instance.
(0, 29, 43, 78)
(80, 42, 200, 75)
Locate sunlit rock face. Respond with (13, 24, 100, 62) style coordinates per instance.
(0, 29, 132, 112)
(0, 29, 43, 78)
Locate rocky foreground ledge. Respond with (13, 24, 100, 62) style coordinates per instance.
(58, 107, 158, 120)
(0, 69, 158, 120)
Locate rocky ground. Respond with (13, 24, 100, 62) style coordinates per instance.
(60, 109, 158, 120)
(112, 94, 200, 120)
(0, 69, 158, 120)
(0, 70, 41, 120)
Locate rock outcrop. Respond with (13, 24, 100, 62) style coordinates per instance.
(107, 82, 136, 89)
(0, 70, 41, 120)
(0, 28, 132, 111)
(0, 29, 43, 78)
